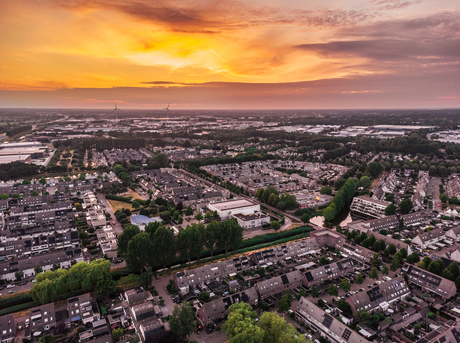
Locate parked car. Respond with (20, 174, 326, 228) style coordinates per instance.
(8, 290, 15, 294)
(6, 284, 15, 288)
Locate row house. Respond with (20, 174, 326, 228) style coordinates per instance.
(249, 238, 320, 265)
(446, 226, 460, 242)
(346, 276, 410, 313)
(0, 183, 44, 196)
(302, 258, 357, 288)
(196, 287, 258, 325)
(6, 207, 73, 229)
(411, 227, 446, 250)
(7, 193, 70, 207)
(1, 220, 76, 242)
(256, 270, 303, 300)
(173, 256, 250, 294)
(0, 230, 79, 259)
(0, 248, 83, 281)
(296, 297, 367, 343)
(402, 263, 457, 300)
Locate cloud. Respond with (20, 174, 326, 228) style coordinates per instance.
(32, 0, 377, 33)
(295, 11, 460, 65)
(368, 0, 422, 10)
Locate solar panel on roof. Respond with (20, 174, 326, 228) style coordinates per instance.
(337, 262, 343, 271)
(305, 272, 313, 282)
(281, 275, 289, 285)
(322, 314, 333, 329)
(342, 328, 352, 341)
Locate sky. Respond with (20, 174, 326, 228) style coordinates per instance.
(0, 0, 459, 109)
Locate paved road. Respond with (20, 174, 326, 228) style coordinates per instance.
(0, 280, 33, 297)
(431, 177, 442, 209)
(97, 194, 123, 235)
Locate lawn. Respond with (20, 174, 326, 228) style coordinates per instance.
(107, 199, 134, 213)
(121, 188, 144, 200)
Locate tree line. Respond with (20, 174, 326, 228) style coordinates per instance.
(117, 218, 244, 273)
(30, 259, 115, 304)
(323, 178, 357, 221)
(7, 125, 32, 137)
(81, 137, 146, 151)
(254, 186, 298, 211)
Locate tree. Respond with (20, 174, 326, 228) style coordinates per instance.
(278, 291, 292, 313)
(320, 256, 329, 265)
(177, 224, 204, 266)
(370, 253, 381, 269)
(169, 303, 196, 341)
(390, 256, 401, 271)
(125, 233, 154, 273)
(385, 203, 397, 215)
(204, 211, 213, 221)
(0, 193, 8, 200)
(323, 203, 337, 221)
(406, 252, 420, 264)
(337, 299, 351, 315)
(112, 328, 123, 341)
(355, 274, 364, 285)
(34, 266, 43, 274)
(83, 259, 115, 296)
(258, 312, 304, 343)
(152, 226, 176, 275)
(117, 225, 141, 257)
(340, 279, 351, 293)
(31, 190, 39, 196)
(15, 271, 24, 281)
(366, 162, 384, 179)
(388, 243, 397, 255)
(359, 176, 371, 189)
(204, 221, 219, 257)
(301, 213, 310, 223)
(327, 283, 338, 296)
(385, 193, 395, 203)
(399, 198, 413, 214)
(255, 188, 264, 199)
(185, 205, 193, 216)
(370, 267, 379, 280)
(320, 186, 332, 195)
(216, 218, 243, 258)
(382, 265, 389, 275)
(356, 310, 370, 322)
(195, 212, 203, 221)
(311, 285, 319, 298)
(222, 302, 264, 343)
(427, 259, 445, 275)
(271, 221, 281, 231)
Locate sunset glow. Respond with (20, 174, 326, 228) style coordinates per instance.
(0, 0, 459, 108)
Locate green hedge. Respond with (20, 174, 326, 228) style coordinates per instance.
(0, 293, 33, 309)
(105, 194, 131, 203)
(0, 301, 40, 316)
(240, 225, 313, 249)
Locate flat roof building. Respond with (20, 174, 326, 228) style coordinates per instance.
(208, 199, 260, 220)
(350, 196, 391, 219)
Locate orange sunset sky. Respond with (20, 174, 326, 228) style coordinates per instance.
(0, 0, 459, 109)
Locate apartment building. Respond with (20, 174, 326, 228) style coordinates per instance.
(350, 196, 391, 219)
(0, 314, 15, 343)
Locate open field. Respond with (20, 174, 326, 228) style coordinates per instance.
(107, 199, 134, 213)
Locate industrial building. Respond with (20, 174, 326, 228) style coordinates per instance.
(207, 199, 260, 220)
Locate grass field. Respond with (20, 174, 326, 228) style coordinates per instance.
(122, 189, 143, 200)
(107, 199, 134, 212)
